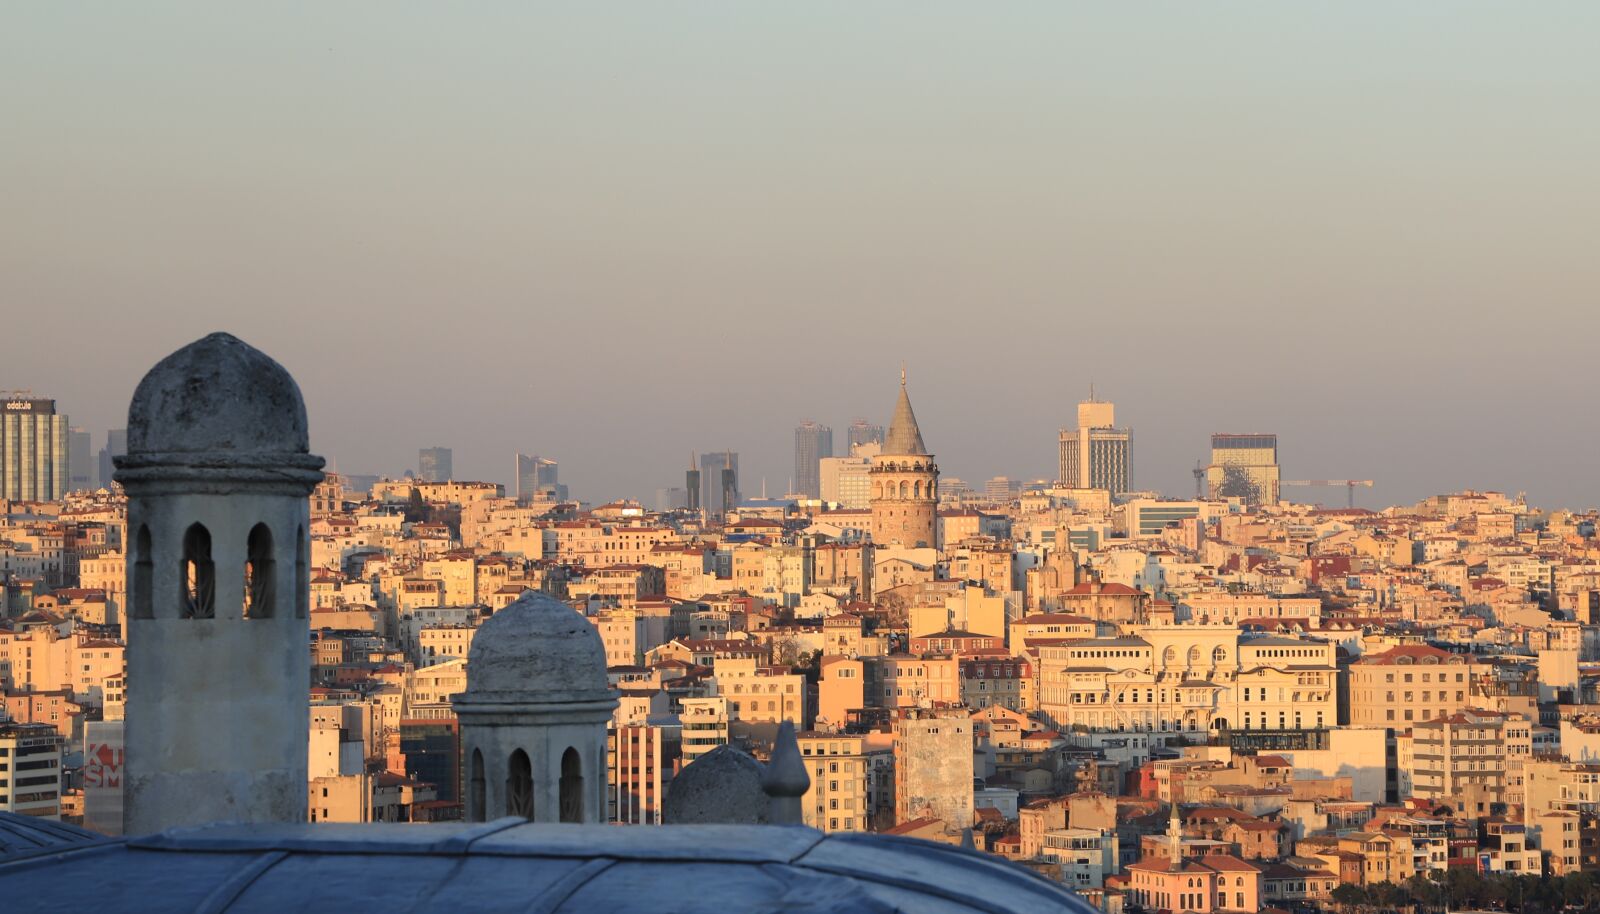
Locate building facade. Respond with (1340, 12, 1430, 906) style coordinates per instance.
(418, 447, 452, 483)
(1058, 398, 1130, 496)
(794, 421, 833, 499)
(1, 396, 69, 502)
(1206, 434, 1279, 506)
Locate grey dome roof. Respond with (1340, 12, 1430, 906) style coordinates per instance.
(0, 819, 1099, 913)
(126, 332, 310, 456)
(461, 591, 611, 703)
(0, 811, 102, 859)
(663, 745, 771, 825)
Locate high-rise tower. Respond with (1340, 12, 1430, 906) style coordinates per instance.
(114, 333, 324, 833)
(418, 447, 452, 482)
(870, 370, 938, 549)
(685, 453, 701, 512)
(793, 421, 833, 499)
(1057, 393, 1130, 496)
(847, 419, 884, 452)
(0, 395, 69, 501)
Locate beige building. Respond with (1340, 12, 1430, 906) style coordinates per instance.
(820, 446, 875, 509)
(895, 710, 973, 829)
(798, 732, 872, 833)
(1037, 627, 1337, 737)
(1403, 709, 1531, 815)
(1347, 645, 1484, 729)
(678, 696, 730, 764)
(713, 657, 805, 725)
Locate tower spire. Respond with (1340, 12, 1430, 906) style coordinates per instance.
(884, 368, 927, 456)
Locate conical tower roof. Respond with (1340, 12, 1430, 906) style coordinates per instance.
(883, 369, 928, 456)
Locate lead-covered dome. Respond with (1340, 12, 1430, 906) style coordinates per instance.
(463, 591, 612, 704)
(126, 332, 310, 455)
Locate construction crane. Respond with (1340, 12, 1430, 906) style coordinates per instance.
(1279, 479, 1374, 508)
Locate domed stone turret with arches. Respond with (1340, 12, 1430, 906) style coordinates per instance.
(452, 590, 617, 824)
(114, 332, 325, 835)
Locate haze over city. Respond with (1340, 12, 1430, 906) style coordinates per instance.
(6, 3, 1599, 509)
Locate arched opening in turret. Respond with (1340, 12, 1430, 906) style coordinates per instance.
(132, 525, 153, 620)
(181, 523, 215, 619)
(469, 749, 486, 822)
(898, 481, 908, 499)
(295, 525, 308, 619)
(559, 747, 584, 823)
(244, 523, 275, 619)
(507, 749, 534, 819)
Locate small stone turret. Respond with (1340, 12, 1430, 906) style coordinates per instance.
(663, 723, 812, 826)
(115, 332, 324, 834)
(452, 590, 617, 823)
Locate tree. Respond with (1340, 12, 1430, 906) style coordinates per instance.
(405, 486, 428, 523)
(1331, 882, 1369, 912)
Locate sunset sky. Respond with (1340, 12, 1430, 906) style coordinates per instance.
(5, 3, 1597, 508)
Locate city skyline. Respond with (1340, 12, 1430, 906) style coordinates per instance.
(18, 374, 1596, 513)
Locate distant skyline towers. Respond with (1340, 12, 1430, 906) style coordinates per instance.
(68, 426, 93, 491)
(1057, 393, 1130, 496)
(685, 453, 701, 512)
(418, 446, 452, 482)
(698, 451, 739, 515)
(793, 420, 833, 499)
(1206, 433, 1279, 505)
(0, 395, 69, 501)
(847, 419, 884, 453)
(516, 453, 563, 500)
(98, 428, 126, 490)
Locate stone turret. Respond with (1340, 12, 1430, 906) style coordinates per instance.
(115, 332, 324, 834)
(452, 590, 617, 823)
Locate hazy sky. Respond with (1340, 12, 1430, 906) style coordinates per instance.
(5, 4, 1597, 509)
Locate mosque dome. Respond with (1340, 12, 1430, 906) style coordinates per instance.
(462, 591, 612, 705)
(2, 819, 1100, 912)
(125, 332, 311, 456)
(662, 745, 771, 825)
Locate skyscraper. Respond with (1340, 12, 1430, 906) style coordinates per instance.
(68, 426, 93, 491)
(516, 454, 562, 500)
(685, 453, 701, 512)
(98, 429, 126, 490)
(1206, 433, 1279, 505)
(698, 451, 739, 515)
(1057, 395, 1130, 496)
(793, 421, 833, 499)
(0, 395, 69, 501)
(847, 419, 885, 452)
(418, 447, 452, 483)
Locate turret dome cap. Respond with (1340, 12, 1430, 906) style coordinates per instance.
(463, 591, 613, 704)
(126, 332, 311, 456)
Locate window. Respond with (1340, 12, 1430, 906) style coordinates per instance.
(182, 523, 215, 619)
(244, 523, 276, 619)
(506, 749, 534, 820)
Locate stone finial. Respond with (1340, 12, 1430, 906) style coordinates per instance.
(761, 721, 811, 826)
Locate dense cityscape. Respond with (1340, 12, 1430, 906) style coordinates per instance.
(2, 351, 1598, 912)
